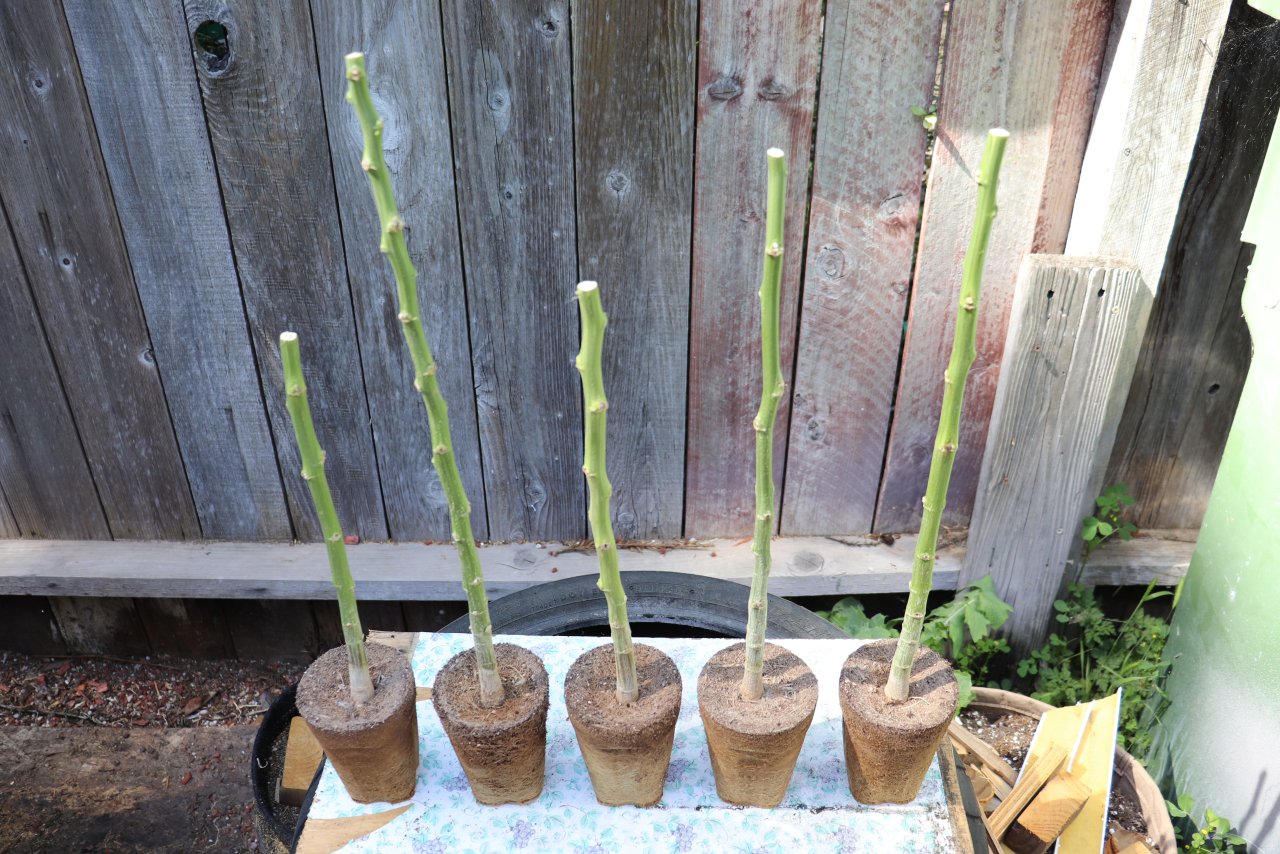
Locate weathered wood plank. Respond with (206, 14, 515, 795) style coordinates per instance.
(311, 0, 488, 540)
(0, 596, 67, 655)
(1067, 0, 1233, 289)
(571, 0, 695, 540)
(314, 599, 404, 650)
(134, 597, 235, 658)
(49, 596, 152, 656)
(222, 599, 319, 662)
(1074, 530, 1196, 587)
(64, 0, 290, 541)
(0, 535, 962, 600)
(961, 258, 1153, 652)
(0, 532, 1191, 601)
(1104, 3, 1280, 529)
(874, 0, 1115, 533)
(182, 0, 387, 541)
(781, 0, 946, 535)
(0, 2, 199, 539)
(1031, 0, 1114, 253)
(439, 0, 583, 541)
(0, 194, 109, 540)
(0, 491, 16, 539)
(684, 0, 823, 538)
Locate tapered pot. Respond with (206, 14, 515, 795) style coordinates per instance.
(295, 641, 418, 804)
(432, 643, 549, 805)
(839, 638, 958, 805)
(697, 641, 818, 807)
(565, 643, 681, 807)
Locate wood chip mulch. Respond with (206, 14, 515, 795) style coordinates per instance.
(0, 651, 304, 728)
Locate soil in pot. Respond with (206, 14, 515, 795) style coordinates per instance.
(564, 643, 682, 807)
(296, 641, 418, 804)
(432, 643, 549, 806)
(840, 638, 958, 805)
(697, 641, 818, 807)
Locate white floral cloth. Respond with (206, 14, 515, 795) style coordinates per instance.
(308, 634, 964, 853)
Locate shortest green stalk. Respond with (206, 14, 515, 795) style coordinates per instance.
(575, 281, 639, 705)
(885, 128, 1009, 703)
(279, 332, 373, 705)
(742, 148, 788, 702)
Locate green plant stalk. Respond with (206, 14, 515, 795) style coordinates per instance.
(575, 281, 639, 704)
(741, 148, 788, 702)
(344, 53, 503, 707)
(885, 129, 1009, 703)
(279, 332, 374, 705)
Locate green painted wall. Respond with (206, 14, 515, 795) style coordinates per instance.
(1149, 78, 1280, 850)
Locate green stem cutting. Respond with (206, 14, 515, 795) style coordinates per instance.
(885, 129, 1009, 703)
(344, 52, 503, 707)
(575, 281, 639, 704)
(742, 148, 788, 702)
(279, 332, 373, 705)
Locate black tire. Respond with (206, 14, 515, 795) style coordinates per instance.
(441, 571, 845, 639)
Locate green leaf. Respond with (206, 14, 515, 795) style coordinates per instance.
(910, 105, 927, 117)
(1081, 517, 1099, 540)
(1096, 521, 1114, 537)
(1167, 798, 1189, 818)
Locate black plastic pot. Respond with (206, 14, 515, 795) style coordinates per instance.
(253, 571, 846, 850)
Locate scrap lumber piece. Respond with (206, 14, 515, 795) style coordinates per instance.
(1003, 770, 1093, 853)
(988, 745, 1068, 838)
(280, 717, 325, 808)
(950, 719, 1019, 785)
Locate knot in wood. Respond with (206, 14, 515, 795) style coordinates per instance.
(707, 75, 743, 101)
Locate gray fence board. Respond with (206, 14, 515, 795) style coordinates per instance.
(962, 258, 1152, 653)
(1104, 3, 1280, 529)
(0, 200, 109, 540)
(65, 0, 290, 541)
(182, 0, 387, 541)
(684, 0, 823, 538)
(313, 0, 489, 541)
(0, 2, 199, 540)
(781, 0, 946, 536)
(440, 0, 584, 541)
(875, 0, 1116, 533)
(571, 0, 695, 540)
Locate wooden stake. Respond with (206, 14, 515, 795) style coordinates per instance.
(1003, 770, 1092, 854)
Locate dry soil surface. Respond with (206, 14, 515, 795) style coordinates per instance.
(0, 652, 302, 853)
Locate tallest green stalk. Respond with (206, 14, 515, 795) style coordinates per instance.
(885, 128, 1008, 703)
(742, 148, 788, 702)
(344, 53, 503, 707)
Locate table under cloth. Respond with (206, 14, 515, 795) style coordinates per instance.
(306, 633, 969, 853)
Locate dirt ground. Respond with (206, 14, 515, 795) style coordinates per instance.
(0, 652, 302, 853)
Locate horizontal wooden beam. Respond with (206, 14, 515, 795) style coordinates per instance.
(0, 532, 1192, 601)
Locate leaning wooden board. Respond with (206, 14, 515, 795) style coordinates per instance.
(293, 634, 978, 853)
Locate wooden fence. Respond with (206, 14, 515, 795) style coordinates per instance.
(0, 0, 1264, 554)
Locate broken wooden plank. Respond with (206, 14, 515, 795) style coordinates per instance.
(988, 745, 1068, 838)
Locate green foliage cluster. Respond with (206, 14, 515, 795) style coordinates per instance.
(1017, 582, 1172, 757)
(1081, 483, 1138, 560)
(819, 577, 1012, 707)
(1166, 795, 1249, 853)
